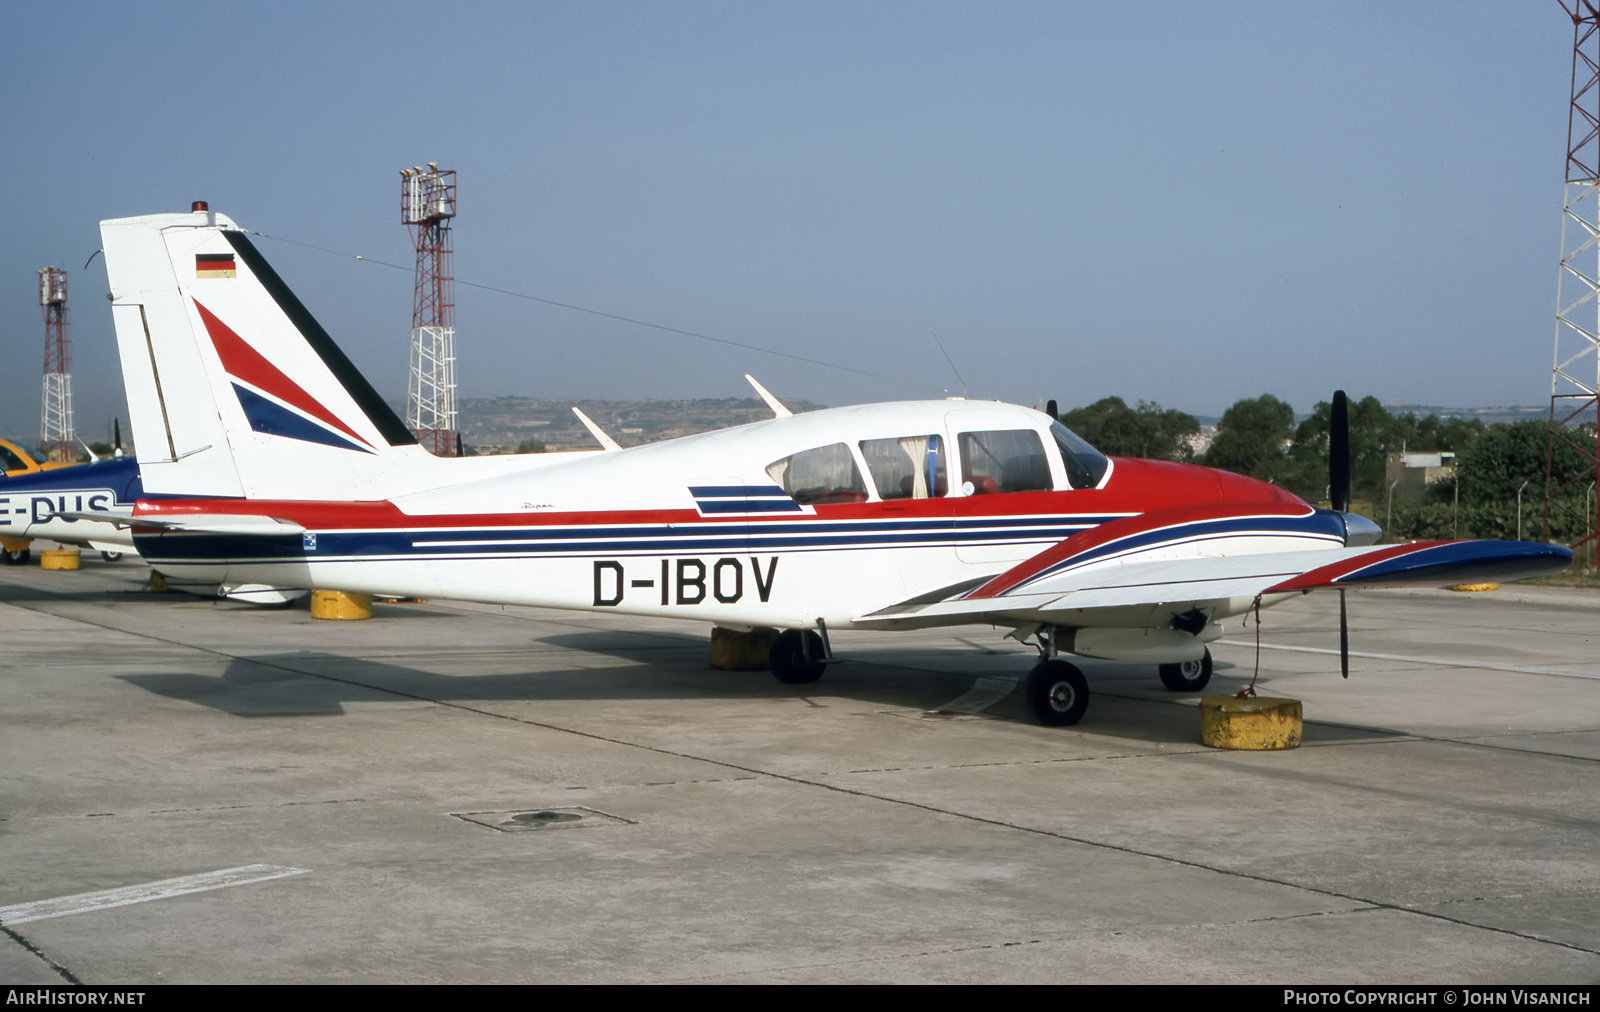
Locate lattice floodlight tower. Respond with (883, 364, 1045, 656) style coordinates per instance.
(37, 266, 73, 462)
(1548, 2, 1600, 548)
(401, 163, 457, 456)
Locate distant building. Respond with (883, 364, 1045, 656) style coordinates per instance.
(1184, 425, 1216, 457)
(1386, 452, 1456, 500)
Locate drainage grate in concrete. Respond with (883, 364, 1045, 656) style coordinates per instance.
(451, 806, 634, 833)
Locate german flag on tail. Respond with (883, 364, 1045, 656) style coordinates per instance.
(196, 253, 236, 279)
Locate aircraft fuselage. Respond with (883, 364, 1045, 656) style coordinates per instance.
(130, 400, 1310, 630)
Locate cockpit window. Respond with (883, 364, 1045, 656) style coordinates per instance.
(766, 443, 868, 505)
(859, 435, 947, 500)
(3, 442, 47, 468)
(1050, 421, 1109, 489)
(958, 429, 1053, 494)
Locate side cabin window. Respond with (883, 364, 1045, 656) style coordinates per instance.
(766, 442, 868, 505)
(1050, 421, 1110, 490)
(958, 429, 1053, 495)
(0, 444, 24, 472)
(859, 435, 947, 500)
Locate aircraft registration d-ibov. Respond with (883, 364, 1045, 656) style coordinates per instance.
(95, 204, 1571, 725)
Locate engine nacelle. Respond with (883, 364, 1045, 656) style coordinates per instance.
(1066, 625, 1216, 664)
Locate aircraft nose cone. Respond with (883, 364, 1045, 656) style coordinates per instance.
(1341, 512, 1383, 547)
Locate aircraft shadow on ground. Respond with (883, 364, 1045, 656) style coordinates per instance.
(113, 644, 1402, 745)
(0, 583, 155, 605)
(117, 648, 989, 720)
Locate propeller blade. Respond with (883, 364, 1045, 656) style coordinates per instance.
(1329, 389, 1350, 513)
(1339, 588, 1350, 679)
(113, 418, 122, 451)
(1046, 399, 1059, 421)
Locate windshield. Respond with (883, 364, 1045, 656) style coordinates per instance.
(1050, 421, 1109, 490)
(1, 441, 47, 468)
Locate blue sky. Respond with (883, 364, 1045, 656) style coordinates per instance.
(0, 2, 1575, 440)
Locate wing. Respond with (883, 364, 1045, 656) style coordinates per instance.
(855, 502, 1572, 632)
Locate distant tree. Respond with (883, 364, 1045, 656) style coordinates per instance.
(515, 438, 547, 454)
(1287, 394, 1425, 501)
(1373, 419, 1596, 542)
(1261, 396, 1488, 504)
(1458, 419, 1591, 507)
(1391, 412, 1484, 456)
(1204, 394, 1296, 483)
(1060, 397, 1199, 461)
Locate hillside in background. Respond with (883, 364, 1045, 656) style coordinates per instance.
(451, 396, 827, 453)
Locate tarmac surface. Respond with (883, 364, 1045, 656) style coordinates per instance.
(1, 557, 1596, 984)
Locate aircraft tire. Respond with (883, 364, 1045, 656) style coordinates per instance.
(1024, 659, 1089, 726)
(770, 629, 826, 684)
(100, 551, 123, 563)
(1158, 649, 1213, 693)
(4, 548, 30, 566)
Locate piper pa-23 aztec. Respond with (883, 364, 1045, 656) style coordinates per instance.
(89, 204, 1572, 726)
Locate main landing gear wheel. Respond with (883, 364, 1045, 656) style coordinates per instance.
(770, 629, 827, 684)
(1024, 659, 1089, 726)
(1158, 648, 1213, 693)
(4, 547, 31, 566)
(100, 551, 123, 563)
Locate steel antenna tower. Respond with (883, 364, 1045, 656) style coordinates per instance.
(401, 163, 458, 455)
(37, 266, 74, 462)
(1547, 2, 1600, 552)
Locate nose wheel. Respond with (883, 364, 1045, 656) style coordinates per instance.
(1024, 659, 1089, 726)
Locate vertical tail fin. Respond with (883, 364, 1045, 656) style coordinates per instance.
(101, 207, 422, 500)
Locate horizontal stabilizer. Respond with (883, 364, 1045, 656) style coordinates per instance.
(123, 513, 308, 536)
(48, 511, 135, 528)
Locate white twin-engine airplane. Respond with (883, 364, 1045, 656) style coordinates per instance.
(95, 205, 1571, 726)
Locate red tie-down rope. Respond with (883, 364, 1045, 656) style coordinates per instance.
(1237, 595, 1263, 698)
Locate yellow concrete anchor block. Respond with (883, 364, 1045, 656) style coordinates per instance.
(39, 548, 81, 571)
(709, 626, 778, 670)
(311, 590, 373, 620)
(1200, 694, 1302, 750)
